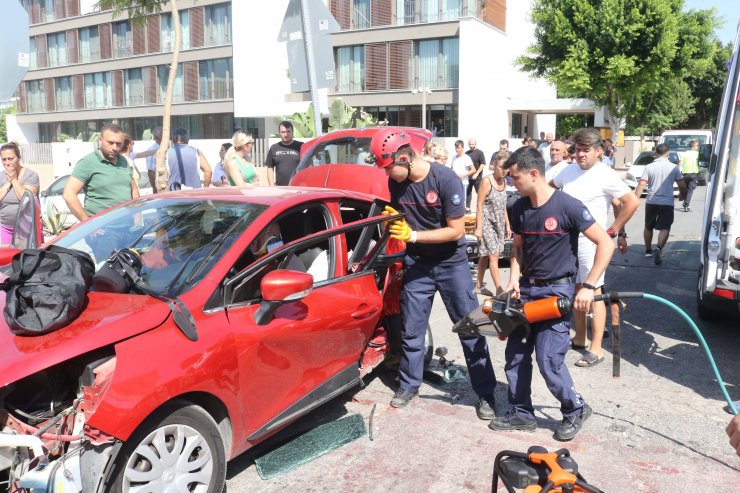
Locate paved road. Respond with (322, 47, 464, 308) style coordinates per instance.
(225, 185, 740, 492)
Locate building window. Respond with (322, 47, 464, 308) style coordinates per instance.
(84, 72, 112, 109)
(353, 0, 370, 29)
(29, 37, 37, 69)
(336, 46, 364, 92)
(79, 26, 100, 63)
(161, 11, 190, 52)
(416, 37, 458, 89)
(199, 58, 232, 100)
(125, 68, 144, 106)
(204, 3, 231, 46)
(112, 21, 132, 58)
(47, 32, 67, 67)
(26, 80, 46, 113)
(158, 65, 184, 104)
(55, 76, 73, 111)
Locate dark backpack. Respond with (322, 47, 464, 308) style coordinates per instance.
(0, 245, 95, 336)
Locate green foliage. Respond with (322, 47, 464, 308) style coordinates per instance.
(521, 0, 719, 135)
(42, 202, 70, 237)
(0, 106, 16, 143)
(556, 114, 594, 139)
(274, 104, 315, 138)
(275, 99, 382, 138)
(684, 40, 734, 128)
(625, 78, 696, 135)
(95, 0, 166, 25)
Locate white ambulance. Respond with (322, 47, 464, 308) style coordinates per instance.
(698, 21, 740, 319)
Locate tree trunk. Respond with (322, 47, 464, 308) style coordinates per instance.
(154, 0, 180, 193)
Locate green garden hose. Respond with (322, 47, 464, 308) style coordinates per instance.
(596, 291, 737, 415)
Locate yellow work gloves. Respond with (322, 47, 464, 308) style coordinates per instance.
(382, 205, 415, 243)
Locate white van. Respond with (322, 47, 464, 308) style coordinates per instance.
(659, 129, 714, 185)
(697, 22, 740, 319)
(659, 129, 713, 149)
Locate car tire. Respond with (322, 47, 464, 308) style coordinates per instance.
(105, 401, 226, 493)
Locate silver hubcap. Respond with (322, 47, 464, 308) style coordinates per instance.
(123, 423, 213, 493)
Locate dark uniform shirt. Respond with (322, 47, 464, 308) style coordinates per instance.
(265, 140, 303, 186)
(389, 163, 467, 265)
(510, 190, 595, 280)
(466, 148, 486, 174)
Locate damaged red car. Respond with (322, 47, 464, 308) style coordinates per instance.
(0, 186, 423, 491)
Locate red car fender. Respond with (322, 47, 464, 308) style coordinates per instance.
(84, 314, 246, 456)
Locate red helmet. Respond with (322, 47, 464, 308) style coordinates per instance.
(368, 129, 412, 168)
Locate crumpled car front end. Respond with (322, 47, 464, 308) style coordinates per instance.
(0, 350, 118, 492)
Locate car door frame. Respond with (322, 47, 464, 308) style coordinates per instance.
(219, 213, 399, 441)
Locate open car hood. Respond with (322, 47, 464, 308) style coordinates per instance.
(0, 291, 171, 387)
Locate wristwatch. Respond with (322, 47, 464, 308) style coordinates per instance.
(606, 227, 617, 238)
(582, 282, 597, 290)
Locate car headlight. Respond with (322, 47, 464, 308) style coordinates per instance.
(625, 173, 635, 181)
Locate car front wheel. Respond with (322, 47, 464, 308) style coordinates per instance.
(107, 401, 226, 493)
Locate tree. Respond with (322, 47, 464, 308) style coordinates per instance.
(519, 0, 717, 138)
(96, 0, 181, 193)
(685, 40, 734, 128)
(0, 105, 16, 143)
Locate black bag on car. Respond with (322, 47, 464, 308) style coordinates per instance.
(0, 245, 95, 336)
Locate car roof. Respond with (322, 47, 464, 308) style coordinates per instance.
(138, 185, 378, 206)
(299, 126, 432, 158)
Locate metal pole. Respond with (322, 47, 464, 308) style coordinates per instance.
(300, 0, 323, 137)
(421, 88, 427, 130)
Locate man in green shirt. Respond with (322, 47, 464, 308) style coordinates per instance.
(678, 139, 700, 212)
(63, 123, 139, 221)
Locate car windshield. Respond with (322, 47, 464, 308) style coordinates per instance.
(663, 135, 708, 151)
(633, 153, 655, 166)
(53, 198, 267, 296)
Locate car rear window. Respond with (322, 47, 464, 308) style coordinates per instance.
(297, 137, 373, 171)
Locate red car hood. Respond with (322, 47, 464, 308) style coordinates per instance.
(0, 291, 171, 387)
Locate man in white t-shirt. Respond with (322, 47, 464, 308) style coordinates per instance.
(538, 132, 554, 161)
(545, 140, 569, 183)
(552, 128, 639, 368)
(451, 140, 475, 209)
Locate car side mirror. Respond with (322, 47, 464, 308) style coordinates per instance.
(699, 144, 712, 165)
(254, 269, 313, 325)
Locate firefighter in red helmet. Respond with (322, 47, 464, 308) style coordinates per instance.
(370, 128, 498, 419)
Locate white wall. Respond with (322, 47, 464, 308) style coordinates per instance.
(233, 0, 330, 119)
(6, 114, 38, 144)
(79, 0, 98, 16)
(457, 9, 557, 161)
(457, 18, 508, 160)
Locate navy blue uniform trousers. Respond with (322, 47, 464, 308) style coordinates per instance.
(504, 281, 584, 420)
(399, 256, 496, 397)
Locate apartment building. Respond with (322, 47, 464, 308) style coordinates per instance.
(14, 0, 561, 148)
(240, 0, 559, 151)
(14, 0, 250, 143)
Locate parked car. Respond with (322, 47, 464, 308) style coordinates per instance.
(623, 151, 680, 197)
(291, 126, 511, 261)
(40, 170, 153, 229)
(0, 186, 427, 491)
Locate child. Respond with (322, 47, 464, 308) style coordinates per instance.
(475, 152, 511, 295)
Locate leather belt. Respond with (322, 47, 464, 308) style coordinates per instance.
(524, 275, 576, 287)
